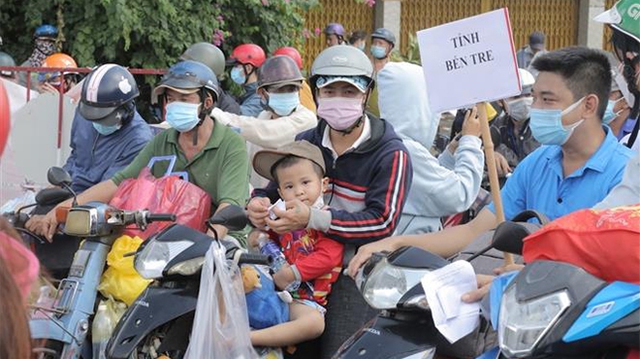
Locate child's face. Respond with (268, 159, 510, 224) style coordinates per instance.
(276, 160, 327, 206)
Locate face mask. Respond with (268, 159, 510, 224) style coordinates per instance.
(165, 101, 201, 132)
(370, 45, 387, 59)
(35, 39, 55, 56)
(529, 97, 585, 146)
(317, 97, 364, 131)
(507, 97, 533, 122)
(92, 122, 121, 136)
(231, 67, 246, 85)
(268, 91, 300, 116)
(356, 43, 365, 52)
(602, 98, 625, 125)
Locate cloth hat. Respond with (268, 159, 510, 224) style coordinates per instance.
(253, 140, 326, 182)
(315, 75, 369, 93)
(529, 31, 546, 51)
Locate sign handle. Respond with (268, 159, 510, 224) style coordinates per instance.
(476, 103, 514, 266)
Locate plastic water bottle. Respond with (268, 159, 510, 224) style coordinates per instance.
(258, 234, 287, 273)
(92, 302, 113, 359)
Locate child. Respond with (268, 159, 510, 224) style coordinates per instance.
(250, 140, 344, 347)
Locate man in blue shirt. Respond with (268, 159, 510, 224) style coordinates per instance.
(26, 64, 152, 278)
(348, 46, 635, 273)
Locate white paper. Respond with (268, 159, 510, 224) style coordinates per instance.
(268, 199, 286, 220)
(421, 260, 480, 343)
(417, 8, 521, 113)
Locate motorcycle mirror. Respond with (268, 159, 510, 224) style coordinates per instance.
(47, 167, 72, 187)
(208, 205, 248, 232)
(35, 188, 74, 207)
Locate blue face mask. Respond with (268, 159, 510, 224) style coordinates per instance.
(529, 97, 585, 146)
(602, 98, 624, 125)
(231, 67, 246, 85)
(370, 45, 387, 59)
(267, 91, 300, 116)
(92, 122, 121, 136)
(165, 101, 201, 132)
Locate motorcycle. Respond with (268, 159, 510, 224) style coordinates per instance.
(26, 166, 176, 359)
(106, 205, 272, 359)
(333, 211, 545, 359)
(477, 235, 640, 358)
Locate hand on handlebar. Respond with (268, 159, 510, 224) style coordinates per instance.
(25, 211, 59, 243)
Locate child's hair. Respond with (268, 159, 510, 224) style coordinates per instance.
(271, 155, 324, 184)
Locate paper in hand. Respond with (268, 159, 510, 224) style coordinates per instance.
(421, 260, 480, 343)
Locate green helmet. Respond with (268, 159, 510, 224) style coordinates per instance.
(594, 0, 640, 42)
(180, 42, 226, 78)
(0, 52, 16, 77)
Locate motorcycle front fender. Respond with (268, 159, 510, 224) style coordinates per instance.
(106, 285, 197, 359)
(334, 313, 437, 359)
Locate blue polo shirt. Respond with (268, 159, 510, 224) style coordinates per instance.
(488, 127, 634, 220)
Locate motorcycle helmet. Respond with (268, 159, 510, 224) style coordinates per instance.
(228, 44, 266, 68)
(371, 28, 396, 47)
(273, 47, 303, 70)
(79, 64, 139, 125)
(180, 42, 226, 78)
(34, 24, 58, 40)
(257, 56, 304, 91)
(38, 53, 77, 83)
(0, 52, 16, 77)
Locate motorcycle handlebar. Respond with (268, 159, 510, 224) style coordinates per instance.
(146, 213, 176, 222)
(238, 253, 273, 266)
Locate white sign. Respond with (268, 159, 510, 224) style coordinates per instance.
(418, 8, 521, 113)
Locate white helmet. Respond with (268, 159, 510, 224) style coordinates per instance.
(518, 68, 535, 95)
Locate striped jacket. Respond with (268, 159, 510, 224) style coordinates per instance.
(256, 116, 412, 245)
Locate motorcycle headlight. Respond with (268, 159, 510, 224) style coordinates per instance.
(359, 257, 431, 310)
(134, 240, 194, 279)
(499, 286, 571, 357)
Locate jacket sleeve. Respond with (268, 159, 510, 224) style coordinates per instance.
(100, 135, 151, 182)
(62, 115, 80, 177)
(211, 106, 317, 148)
(292, 232, 344, 282)
(240, 94, 263, 117)
(325, 149, 412, 245)
(408, 136, 484, 217)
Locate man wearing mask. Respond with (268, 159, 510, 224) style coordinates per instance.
(26, 64, 153, 277)
(211, 55, 317, 189)
(228, 44, 266, 117)
(491, 68, 540, 176)
(28, 61, 250, 244)
(246, 45, 412, 358)
(370, 28, 395, 72)
(349, 46, 634, 277)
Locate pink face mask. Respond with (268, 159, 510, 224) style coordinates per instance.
(317, 97, 364, 131)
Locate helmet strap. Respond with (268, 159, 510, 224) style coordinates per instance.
(243, 64, 256, 85)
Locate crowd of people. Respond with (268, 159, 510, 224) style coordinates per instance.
(0, 0, 639, 357)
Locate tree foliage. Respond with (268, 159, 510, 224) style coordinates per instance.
(0, 0, 318, 69)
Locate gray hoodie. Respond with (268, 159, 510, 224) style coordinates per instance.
(378, 62, 484, 234)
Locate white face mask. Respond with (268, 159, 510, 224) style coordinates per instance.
(507, 97, 533, 122)
(311, 195, 324, 210)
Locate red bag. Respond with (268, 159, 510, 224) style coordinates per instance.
(523, 204, 640, 284)
(109, 157, 211, 239)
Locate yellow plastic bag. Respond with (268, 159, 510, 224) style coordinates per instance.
(98, 235, 151, 305)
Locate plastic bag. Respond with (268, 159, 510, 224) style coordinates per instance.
(185, 242, 258, 359)
(524, 205, 640, 284)
(98, 235, 151, 305)
(109, 156, 211, 240)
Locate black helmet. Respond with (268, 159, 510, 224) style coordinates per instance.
(79, 64, 139, 124)
(371, 28, 396, 47)
(258, 56, 304, 91)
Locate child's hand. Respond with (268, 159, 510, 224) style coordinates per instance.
(273, 264, 295, 291)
